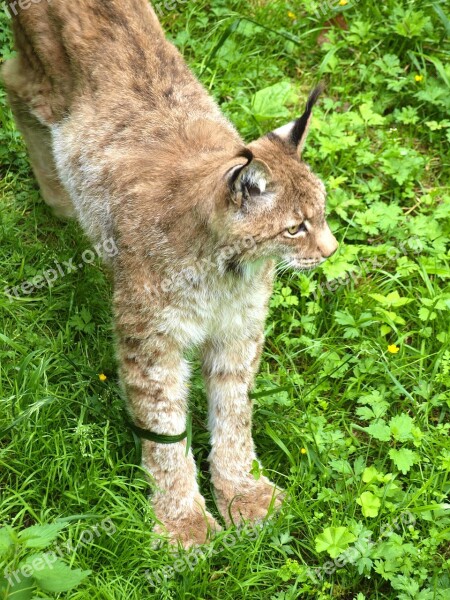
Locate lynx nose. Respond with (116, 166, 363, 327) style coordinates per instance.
(317, 224, 339, 258)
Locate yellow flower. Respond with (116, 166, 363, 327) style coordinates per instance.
(99, 373, 107, 382)
(287, 11, 296, 19)
(415, 74, 424, 82)
(387, 345, 400, 354)
(339, 0, 348, 5)
(301, 448, 307, 455)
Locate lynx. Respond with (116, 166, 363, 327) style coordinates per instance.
(2, 0, 338, 547)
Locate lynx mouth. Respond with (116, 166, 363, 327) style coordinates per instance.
(288, 257, 324, 271)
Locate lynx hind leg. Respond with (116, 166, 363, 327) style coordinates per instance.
(2, 59, 74, 219)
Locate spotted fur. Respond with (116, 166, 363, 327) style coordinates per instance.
(2, 0, 338, 547)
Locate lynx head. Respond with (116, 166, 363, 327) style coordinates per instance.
(220, 85, 338, 272)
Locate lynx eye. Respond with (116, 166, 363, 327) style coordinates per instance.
(286, 222, 307, 237)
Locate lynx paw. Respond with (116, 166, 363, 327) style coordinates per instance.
(153, 497, 221, 548)
(214, 476, 284, 526)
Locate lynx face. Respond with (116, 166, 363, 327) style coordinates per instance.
(225, 144, 337, 271)
(218, 87, 338, 272)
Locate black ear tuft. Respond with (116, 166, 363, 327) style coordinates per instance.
(290, 83, 324, 148)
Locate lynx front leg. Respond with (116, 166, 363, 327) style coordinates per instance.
(117, 328, 219, 547)
(203, 332, 283, 526)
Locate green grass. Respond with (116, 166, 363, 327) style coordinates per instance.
(1, 1, 450, 598)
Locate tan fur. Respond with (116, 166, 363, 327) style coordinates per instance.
(2, 0, 338, 547)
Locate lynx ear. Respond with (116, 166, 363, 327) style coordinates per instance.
(226, 155, 271, 208)
(272, 83, 324, 155)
